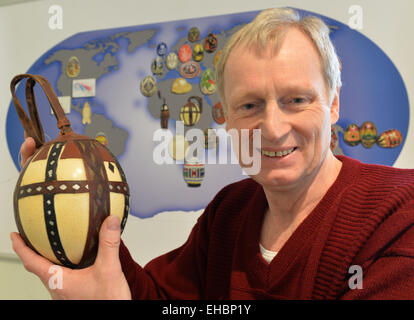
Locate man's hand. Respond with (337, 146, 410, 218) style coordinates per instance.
(11, 215, 131, 300)
(20, 136, 36, 168)
(11, 136, 131, 300)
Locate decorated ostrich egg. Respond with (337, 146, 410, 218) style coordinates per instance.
(11, 74, 130, 269)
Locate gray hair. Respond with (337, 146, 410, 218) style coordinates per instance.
(215, 7, 342, 109)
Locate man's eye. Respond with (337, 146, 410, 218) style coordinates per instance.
(291, 97, 306, 104)
(241, 104, 255, 110)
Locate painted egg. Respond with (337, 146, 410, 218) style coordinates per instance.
(11, 74, 129, 269)
(200, 68, 216, 95)
(66, 56, 80, 78)
(192, 44, 204, 62)
(95, 132, 108, 147)
(204, 33, 217, 53)
(377, 129, 403, 148)
(188, 27, 200, 42)
(179, 61, 200, 79)
(330, 126, 338, 151)
(166, 52, 178, 70)
(140, 75, 157, 97)
(168, 135, 189, 160)
(360, 121, 377, 148)
(212, 102, 226, 124)
(204, 128, 219, 149)
(151, 57, 164, 75)
(343, 124, 360, 146)
(183, 157, 205, 187)
(214, 50, 222, 70)
(179, 44, 192, 63)
(160, 103, 170, 129)
(156, 42, 168, 57)
(180, 96, 202, 126)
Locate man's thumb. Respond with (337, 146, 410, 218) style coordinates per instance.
(95, 215, 121, 266)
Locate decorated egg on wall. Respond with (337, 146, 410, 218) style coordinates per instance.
(160, 102, 170, 129)
(140, 75, 157, 97)
(183, 157, 205, 187)
(11, 74, 129, 269)
(203, 128, 219, 149)
(204, 33, 217, 53)
(360, 121, 377, 148)
(166, 52, 178, 70)
(179, 61, 200, 79)
(168, 135, 189, 161)
(151, 57, 164, 75)
(330, 126, 339, 152)
(344, 124, 361, 146)
(66, 56, 80, 78)
(95, 131, 108, 147)
(180, 96, 203, 126)
(214, 50, 222, 70)
(192, 44, 204, 62)
(377, 129, 403, 148)
(188, 27, 200, 42)
(179, 44, 192, 63)
(212, 102, 226, 124)
(200, 69, 216, 95)
(156, 42, 168, 57)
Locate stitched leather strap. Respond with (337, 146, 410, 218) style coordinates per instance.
(10, 74, 73, 148)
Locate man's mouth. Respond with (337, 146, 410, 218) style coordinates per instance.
(260, 147, 297, 158)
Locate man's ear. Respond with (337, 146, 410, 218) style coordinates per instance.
(330, 87, 340, 125)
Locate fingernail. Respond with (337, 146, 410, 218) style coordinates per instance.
(107, 215, 120, 231)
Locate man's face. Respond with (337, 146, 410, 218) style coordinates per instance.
(224, 27, 339, 190)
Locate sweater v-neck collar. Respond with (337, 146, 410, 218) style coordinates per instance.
(242, 155, 360, 293)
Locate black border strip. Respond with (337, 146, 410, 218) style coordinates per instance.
(43, 142, 76, 268)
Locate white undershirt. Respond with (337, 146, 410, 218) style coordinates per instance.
(259, 243, 278, 264)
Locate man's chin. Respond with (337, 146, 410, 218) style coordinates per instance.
(250, 169, 302, 190)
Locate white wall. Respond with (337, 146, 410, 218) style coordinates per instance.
(0, 0, 413, 299)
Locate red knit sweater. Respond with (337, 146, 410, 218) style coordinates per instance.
(119, 155, 414, 299)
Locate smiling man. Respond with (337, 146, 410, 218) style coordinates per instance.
(12, 8, 414, 300)
(218, 9, 344, 260)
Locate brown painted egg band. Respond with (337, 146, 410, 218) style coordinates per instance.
(16, 180, 129, 199)
(113, 159, 130, 232)
(72, 140, 110, 268)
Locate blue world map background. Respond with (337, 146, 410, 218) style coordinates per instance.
(6, 9, 409, 218)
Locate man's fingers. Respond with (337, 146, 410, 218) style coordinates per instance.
(20, 136, 36, 167)
(95, 215, 122, 270)
(10, 232, 54, 281)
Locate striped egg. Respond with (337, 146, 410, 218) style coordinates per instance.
(14, 137, 129, 269)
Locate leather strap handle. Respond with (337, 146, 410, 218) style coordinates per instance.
(188, 96, 203, 113)
(10, 74, 73, 148)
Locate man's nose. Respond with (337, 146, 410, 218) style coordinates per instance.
(259, 102, 291, 142)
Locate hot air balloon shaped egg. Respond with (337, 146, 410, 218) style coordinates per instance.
(11, 74, 130, 269)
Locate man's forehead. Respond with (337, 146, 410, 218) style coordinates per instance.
(224, 28, 323, 83)
(223, 27, 327, 102)
(229, 26, 319, 60)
